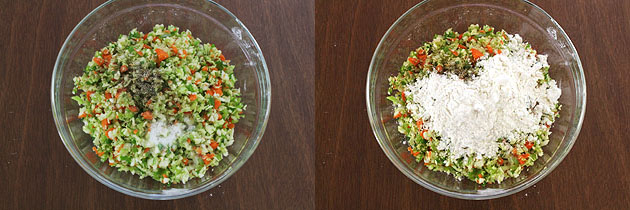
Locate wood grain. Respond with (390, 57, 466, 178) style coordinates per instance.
(0, 0, 314, 209)
(315, 0, 630, 209)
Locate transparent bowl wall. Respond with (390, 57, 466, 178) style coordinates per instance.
(367, 0, 585, 200)
(51, 0, 270, 200)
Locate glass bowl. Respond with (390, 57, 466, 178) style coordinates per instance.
(366, 0, 585, 200)
(51, 0, 270, 200)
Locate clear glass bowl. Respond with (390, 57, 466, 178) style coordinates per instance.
(51, 0, 270, 200)
(366, 0, 585, 200)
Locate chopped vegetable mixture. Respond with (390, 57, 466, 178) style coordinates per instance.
(387, 24, 561, 184)
(72, 24, 245, 184)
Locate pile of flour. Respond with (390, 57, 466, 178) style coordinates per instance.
(404, 34, 561, 159)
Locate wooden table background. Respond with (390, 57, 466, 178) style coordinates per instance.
(0, 0, 314, 209)
(316, 0, 630, 209)
(3, 0, 630, 209)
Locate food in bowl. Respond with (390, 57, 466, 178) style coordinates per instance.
(71, 24, 246, 184)
(387, 24, 561, 184)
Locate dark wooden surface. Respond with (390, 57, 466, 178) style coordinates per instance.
(0, 0, 313, 209)
(316, 0, 630, 209)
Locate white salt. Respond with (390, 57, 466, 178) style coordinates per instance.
(147, 120, 185, 147)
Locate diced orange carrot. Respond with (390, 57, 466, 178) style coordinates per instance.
(214, 98, 221, 109)
(86, 91, 94, 101)
(525, 141, 534, 150)
(486, 44, 494, 54)
(471, 48, 483, 60)
(408, 57, 420, 66)
(128, 106, 138, 112)
(115, 88, 125, 99)
(170, 44, 178, 54)
(155, 48, 169, 62)
(93, 57, 104, 66)
(141, 111, 153, 120)
(213, 88, 223, 96)
(450, 49, 459, 56)
(202, 153, 215, 165)
(101, 118, 109, 129)
(120, 65, 128, 73)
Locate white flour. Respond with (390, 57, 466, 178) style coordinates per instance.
(405, 34, 561, 159)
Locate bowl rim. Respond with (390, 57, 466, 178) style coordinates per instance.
(51, 0, 271, 200)
(366, 0, 586, 200)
